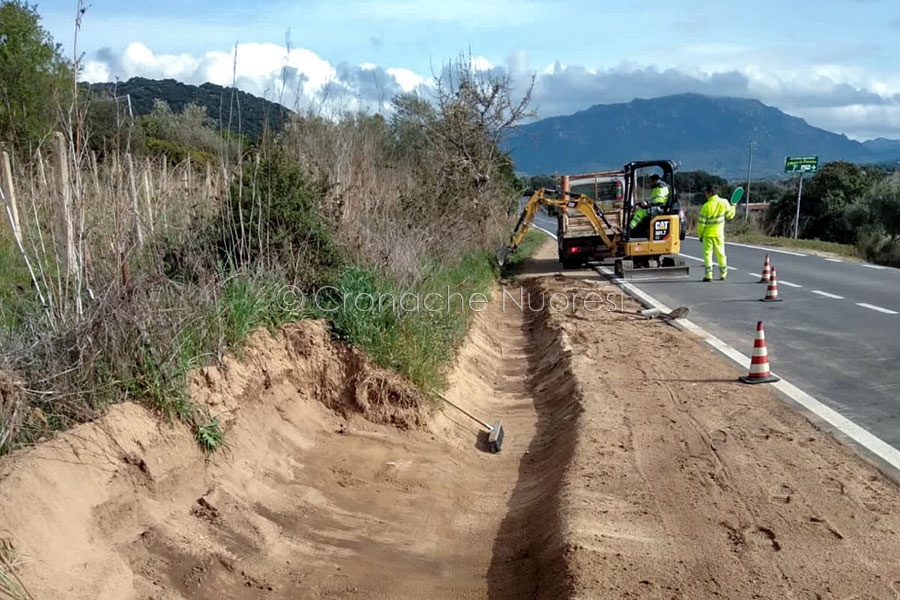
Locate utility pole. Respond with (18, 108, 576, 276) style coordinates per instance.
(793, 172, 804, 239)
(745, 141, 753, 223)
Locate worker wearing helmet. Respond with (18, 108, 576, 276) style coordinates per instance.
(696, 185, 736, 281)
(628, 174, 669, 236)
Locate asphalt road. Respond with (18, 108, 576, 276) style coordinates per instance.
(631, 237, 900, 449)
(524, 206, 900, 449)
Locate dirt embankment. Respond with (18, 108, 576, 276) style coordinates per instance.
(3, 244, 900, 599)
(0, 283, 577, 599)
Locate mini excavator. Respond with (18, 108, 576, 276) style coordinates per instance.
(498, 160, 690, 279)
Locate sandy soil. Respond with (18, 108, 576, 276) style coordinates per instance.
(1, 241, 900, 599)
(0, 287, 573, 599)
(523, 243, 900, 599)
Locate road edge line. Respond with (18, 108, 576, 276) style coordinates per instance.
(593, 263, 900, 479)
(532, 224, 557, 240)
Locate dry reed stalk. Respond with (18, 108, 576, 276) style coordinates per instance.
(34, 147, 47, 189)
(0, 168, 47, 313)
(205, 162, 211, 201)
(125, 152, 144, 247)
(142, 163, 154, 234)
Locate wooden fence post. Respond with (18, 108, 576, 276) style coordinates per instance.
(0, 150, 20, 239)
(53, 132, 77, 282)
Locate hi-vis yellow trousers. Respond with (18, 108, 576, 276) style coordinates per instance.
(702, 236, 727, 279)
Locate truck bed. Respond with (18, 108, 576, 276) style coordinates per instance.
(558, 204, 622, 238)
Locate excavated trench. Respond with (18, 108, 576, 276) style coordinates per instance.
(0, 279, 581, 600)
(9, 249, 900, 599)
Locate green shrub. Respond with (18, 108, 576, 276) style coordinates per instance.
(227, 150, 345, 288)
(321, 251, 497, 392)
(146, 137, 216, 165)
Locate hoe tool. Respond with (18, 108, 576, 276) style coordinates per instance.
(435, 393, 504, 453)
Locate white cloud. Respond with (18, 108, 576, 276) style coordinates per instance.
(80, 41, 900, 140)
(470, 56, 493, 71)
(81, 42, 430, 113)
(525, 61, 900, 140)
(386, 67, 426, 92)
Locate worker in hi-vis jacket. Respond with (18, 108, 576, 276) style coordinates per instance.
(696, 185, 736, 281)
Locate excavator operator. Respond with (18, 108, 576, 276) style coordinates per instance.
(628, 174, 669, 237)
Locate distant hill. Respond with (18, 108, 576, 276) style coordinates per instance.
(507, 94, 900, 177)
(87, 77, 292, 142)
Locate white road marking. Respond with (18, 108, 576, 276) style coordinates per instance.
(679, 254, 737, 270)
(862, 264, 886, 270)
(593, 264, 900, 475)
(856, 302, 898, 315)
(812, 290, 844, 299)
(686, 236, 807, 256)
(779, 280, 802, 288)
(748, 273, 762, 279)
(532, 224, 557, 240)
(825, 258, 843, 263)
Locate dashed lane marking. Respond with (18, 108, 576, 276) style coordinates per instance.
(811, 290, 844, 299)
(680, 254, 738, 270)
(779, 280, 803, 288)
(856, 302, 898, 315)
(686, 237, 807, 256)
(825, 258, 843, 263)
(862, 264, 887, 270)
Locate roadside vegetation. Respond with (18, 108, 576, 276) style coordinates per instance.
(0, 2, 536, 455)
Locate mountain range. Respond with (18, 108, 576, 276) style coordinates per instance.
(506, 94, 900, 177)
(84, 80, 900, 177)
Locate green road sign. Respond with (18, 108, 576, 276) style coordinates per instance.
(785, 156, 818, 174)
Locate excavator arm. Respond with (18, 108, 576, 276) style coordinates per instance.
(497, 188, 617, 266)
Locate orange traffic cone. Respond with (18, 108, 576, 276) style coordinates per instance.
(758, 253, 771, 283)
(739, 321, 780, 384)
(760, 265, 782, 302)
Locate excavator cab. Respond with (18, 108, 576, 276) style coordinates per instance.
(617, 160, 689, 278)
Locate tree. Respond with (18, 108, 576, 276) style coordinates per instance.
(764, 162, 883, 241)
(387, 54, 534, 228)
(0, 1, 72, 147)
(430, 53, 534, 194)
(674, 170, 727, 202)
(866, 179, 900, 240)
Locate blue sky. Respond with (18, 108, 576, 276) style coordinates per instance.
(36, 0, 900, 139)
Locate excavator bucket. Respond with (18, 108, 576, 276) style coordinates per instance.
(496, 246, 513, 267)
